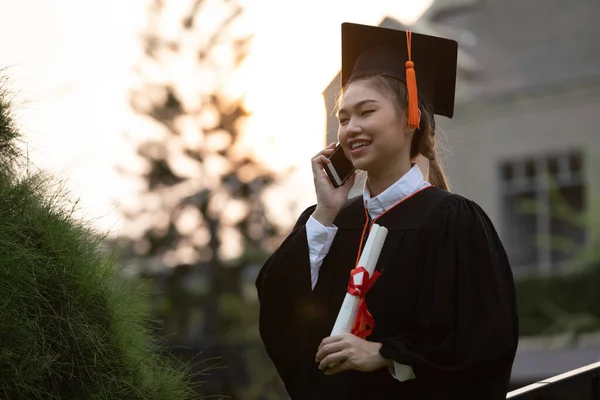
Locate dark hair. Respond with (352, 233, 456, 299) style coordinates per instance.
(339, 74, 450, 190)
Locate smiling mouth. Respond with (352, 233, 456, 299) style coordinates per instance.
(351, 141, 371, 150)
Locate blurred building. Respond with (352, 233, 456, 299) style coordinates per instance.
(323, 0, 600, 389)
(324, 0, 600, 278)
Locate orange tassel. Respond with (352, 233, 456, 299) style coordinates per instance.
(405, 31, 419, 129)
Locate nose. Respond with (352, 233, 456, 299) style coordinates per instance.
(345, 118, 362, 138)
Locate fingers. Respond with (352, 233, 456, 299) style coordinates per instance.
(311, 154, 331, 168)
(318, 351, 348, 371)
(324, 360, 352, 375)
(318, 335, 345, 352)
(311, 155, 331, 180)
(315, 334, 349, 369)
(312, 142, 337, 159)
(315, 334, 362, 374)
(315, 340, 347, 363)
(311, 143, 337, 169)
(311, 143, 335, 176)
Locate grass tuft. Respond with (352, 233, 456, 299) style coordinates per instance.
(0, 73, 201, 399)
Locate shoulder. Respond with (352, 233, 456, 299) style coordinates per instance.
(291, 204, 318, 230)
(372, 186, 453, 230)
(421, 192, 511, 267)
(424, 190, 495, 231)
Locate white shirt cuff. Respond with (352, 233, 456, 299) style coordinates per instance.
(306, 215, 338, 289)
(388, 362, 416, 382)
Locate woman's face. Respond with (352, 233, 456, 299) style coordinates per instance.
(337, 80, 413, 175)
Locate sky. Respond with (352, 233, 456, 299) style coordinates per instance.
(0, 0, 433, 236)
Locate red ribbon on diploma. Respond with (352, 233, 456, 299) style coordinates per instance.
(347, 266, 382, 339)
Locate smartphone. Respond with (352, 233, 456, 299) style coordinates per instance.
(324, 143, 356, 188)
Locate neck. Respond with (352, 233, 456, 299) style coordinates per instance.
(366, 159, 413, 197)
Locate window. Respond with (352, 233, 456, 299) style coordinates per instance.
(499, 151, 586, 275)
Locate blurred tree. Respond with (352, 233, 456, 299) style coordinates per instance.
(114, 0, 291, 398)
(516, 176, 600, 273)
(514, 173, 600, 340)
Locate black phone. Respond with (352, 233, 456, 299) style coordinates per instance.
(324, 143, 356, 188)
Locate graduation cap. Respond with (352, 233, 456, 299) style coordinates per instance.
(341, 22, 458, 127)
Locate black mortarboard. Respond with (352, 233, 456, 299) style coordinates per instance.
(341, 22, 458, 122)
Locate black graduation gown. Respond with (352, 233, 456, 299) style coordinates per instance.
(256, 187, 519, 400)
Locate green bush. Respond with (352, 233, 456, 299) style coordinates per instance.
(516, 265, 600, 337)
(0, 76, 197, 399)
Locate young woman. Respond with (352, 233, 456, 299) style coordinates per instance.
(256, 22, 518, 399)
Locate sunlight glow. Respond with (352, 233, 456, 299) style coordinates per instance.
(1, 0, 434, 235)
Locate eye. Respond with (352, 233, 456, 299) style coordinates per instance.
(339, 117, 349, 125)
(361, 110, 375, 117)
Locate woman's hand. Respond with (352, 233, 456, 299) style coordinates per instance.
(315, 333, 392, 375)
(311, 143, 356, 226)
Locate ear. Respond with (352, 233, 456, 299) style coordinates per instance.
(404, 108, 422, 136)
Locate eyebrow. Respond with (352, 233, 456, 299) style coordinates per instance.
(338, 99, 379, 116)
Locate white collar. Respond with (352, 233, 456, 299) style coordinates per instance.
(363, 164, 431, 219)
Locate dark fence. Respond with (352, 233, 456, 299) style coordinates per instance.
(507, 361, 600, 399)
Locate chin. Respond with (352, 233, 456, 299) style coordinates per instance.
(351, 158, 374, 172)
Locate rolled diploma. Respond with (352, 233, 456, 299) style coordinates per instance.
(330, 223, 387, 336)
(330, 223, 415, 381)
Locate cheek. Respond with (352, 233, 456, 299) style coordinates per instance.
(337, 127, 351, 156)
(337, 126, 348, 144)
(379, 123, 410, 151)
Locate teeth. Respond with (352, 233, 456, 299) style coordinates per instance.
(352, 141, 370, 150)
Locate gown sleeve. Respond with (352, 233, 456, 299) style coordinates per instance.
(378, 195, 519, 396)
(255, 205, 328, 399)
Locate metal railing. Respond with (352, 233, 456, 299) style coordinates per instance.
(507, 361, 600, 399)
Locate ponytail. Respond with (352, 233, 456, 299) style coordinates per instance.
(413, 101, 450, 191)
(427, 158, 449, 191)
